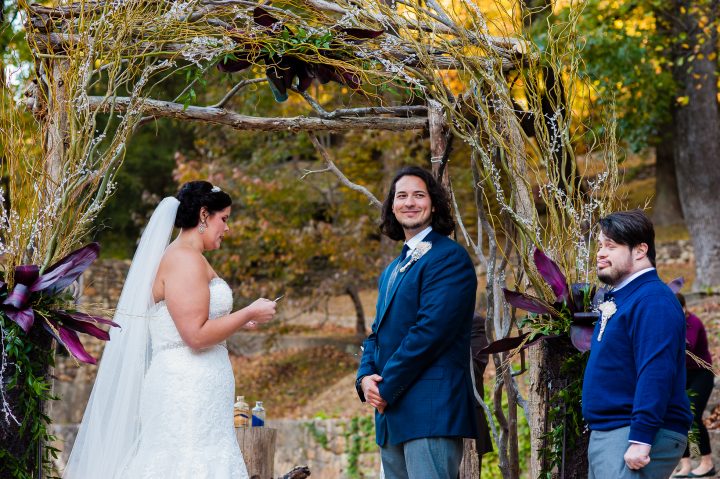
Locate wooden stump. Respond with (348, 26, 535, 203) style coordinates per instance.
(236, 427, 277, 479)
(459, 438, 480, 478)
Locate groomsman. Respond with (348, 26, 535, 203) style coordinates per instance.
(582, 209, 692, 478)
(356, 166, 478, 479)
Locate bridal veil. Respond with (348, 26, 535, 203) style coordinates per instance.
(63, 197, 180, 478)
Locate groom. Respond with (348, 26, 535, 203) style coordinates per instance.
(356, 166, 478, 479)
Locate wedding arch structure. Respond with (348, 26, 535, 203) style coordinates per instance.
(2, 0, 621, 477)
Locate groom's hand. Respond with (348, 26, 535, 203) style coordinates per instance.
(361, 374, 387, 413)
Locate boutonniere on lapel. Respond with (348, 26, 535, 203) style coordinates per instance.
(399, 242, 432, 273)
(596, 299, 617, 341)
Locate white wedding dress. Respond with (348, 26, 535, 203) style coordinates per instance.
(117, 278, 249, 479)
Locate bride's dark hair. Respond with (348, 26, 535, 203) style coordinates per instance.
(175, 181, 232, 228)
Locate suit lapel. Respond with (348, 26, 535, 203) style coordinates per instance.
(375, 231, 438, 330)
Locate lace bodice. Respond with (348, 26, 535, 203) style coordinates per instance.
(148, 277, 233, 353)
(117, 276, 247, 478)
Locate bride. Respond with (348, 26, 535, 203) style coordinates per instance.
(64, 181, 277, 478)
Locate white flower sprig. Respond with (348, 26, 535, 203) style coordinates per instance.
(399, 241, 432, 272)
(596, 299, 617, 341)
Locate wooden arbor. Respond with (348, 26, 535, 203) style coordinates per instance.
(13, 0, 620, 477)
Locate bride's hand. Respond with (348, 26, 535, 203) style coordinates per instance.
(245, 298, 277, 327)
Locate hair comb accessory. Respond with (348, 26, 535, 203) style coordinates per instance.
(211, 186, 222, 193)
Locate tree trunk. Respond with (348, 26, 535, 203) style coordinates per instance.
(651, 132, 684, 226)
(672, 0, 720, 289)
(346, 284, 366, 336)
(528, 344, 548, 478)
(529, 339, 589, 479)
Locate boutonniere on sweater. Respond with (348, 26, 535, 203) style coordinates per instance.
(399, 242, 432, 272)
(596, 299, 617, 341)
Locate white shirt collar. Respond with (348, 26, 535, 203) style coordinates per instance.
(404, 226, 433, 257)
(612, 267, 655, 292)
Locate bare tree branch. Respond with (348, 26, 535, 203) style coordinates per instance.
(292, 89, 428, 119)
(86, 96, 427, 132)
(210, 78, 267, 109)
(307, 134, 383, 209)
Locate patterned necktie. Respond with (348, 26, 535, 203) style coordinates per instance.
(384, 244, 410, 305)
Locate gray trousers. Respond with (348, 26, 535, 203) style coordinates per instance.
(588, 426, 687, 479)
(380, 437, 464, 479)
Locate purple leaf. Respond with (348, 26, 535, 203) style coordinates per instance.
(265, 65, 288, 102)
(479, 332, 549, 354)
(666, 276, 685, 294)
(314, 64, 343, 85)
(479, 332, 532, 354)
(572, 311, 601, 326)
(570, 282, 595, 314)
(534, 248, 568, 302)
(340, 71, 361, 89)
(339, 28, 384, 42)
(4, 283, 32, 309)
(253, 7, 279, 27)
(503, 289, 558, 316)
(43, 320, 97, 364)
(14, 265, 40, 286)
(570, 325, 594, 352)
(31, 243, 100, 294)
(57, 310, 119, 328)
(217, 56, 252, 73)
(5, 307, 35, 332)
(59, 319, 110, 341)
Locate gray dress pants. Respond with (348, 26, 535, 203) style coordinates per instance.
(588, 426, 687, 479)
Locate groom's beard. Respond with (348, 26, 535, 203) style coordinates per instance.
(398, 217, 432, 233)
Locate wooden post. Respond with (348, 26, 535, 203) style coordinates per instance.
(236, 427, 277, 479)
(459, 438, 480, 479)
(428, 99, 450, 188)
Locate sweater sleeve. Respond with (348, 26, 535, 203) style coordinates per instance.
(628, 294, 686, 444)
(685, 313, 700, 354)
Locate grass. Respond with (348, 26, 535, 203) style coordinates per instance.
(230, 345, 358, 418)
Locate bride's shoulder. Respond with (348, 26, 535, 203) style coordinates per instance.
(160, 244, 207, 275)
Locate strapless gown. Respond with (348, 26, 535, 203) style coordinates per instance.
(117, 278, 248, 479)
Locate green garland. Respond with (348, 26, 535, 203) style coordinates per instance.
(538, 351, 589, 479)
(0, 317, 59, 479)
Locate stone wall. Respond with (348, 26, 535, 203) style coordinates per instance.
(269, 418, 380, 479)
(51, 418, 381, 479)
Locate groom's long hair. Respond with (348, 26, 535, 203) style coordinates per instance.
(380, 166, 455, 241)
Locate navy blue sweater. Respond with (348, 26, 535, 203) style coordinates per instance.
(582, 270, 692, 444)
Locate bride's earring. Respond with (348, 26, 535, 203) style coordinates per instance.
(198, 220, 207, 234)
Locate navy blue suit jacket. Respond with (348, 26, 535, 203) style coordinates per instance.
(356, 230, 479, 446)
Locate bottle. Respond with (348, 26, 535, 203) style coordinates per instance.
(251, 401, 265, 427)
(234, 396, 250, 429)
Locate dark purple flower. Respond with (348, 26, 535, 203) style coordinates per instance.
(534, 248, 569, 302)
(216, 8, 384, 101)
